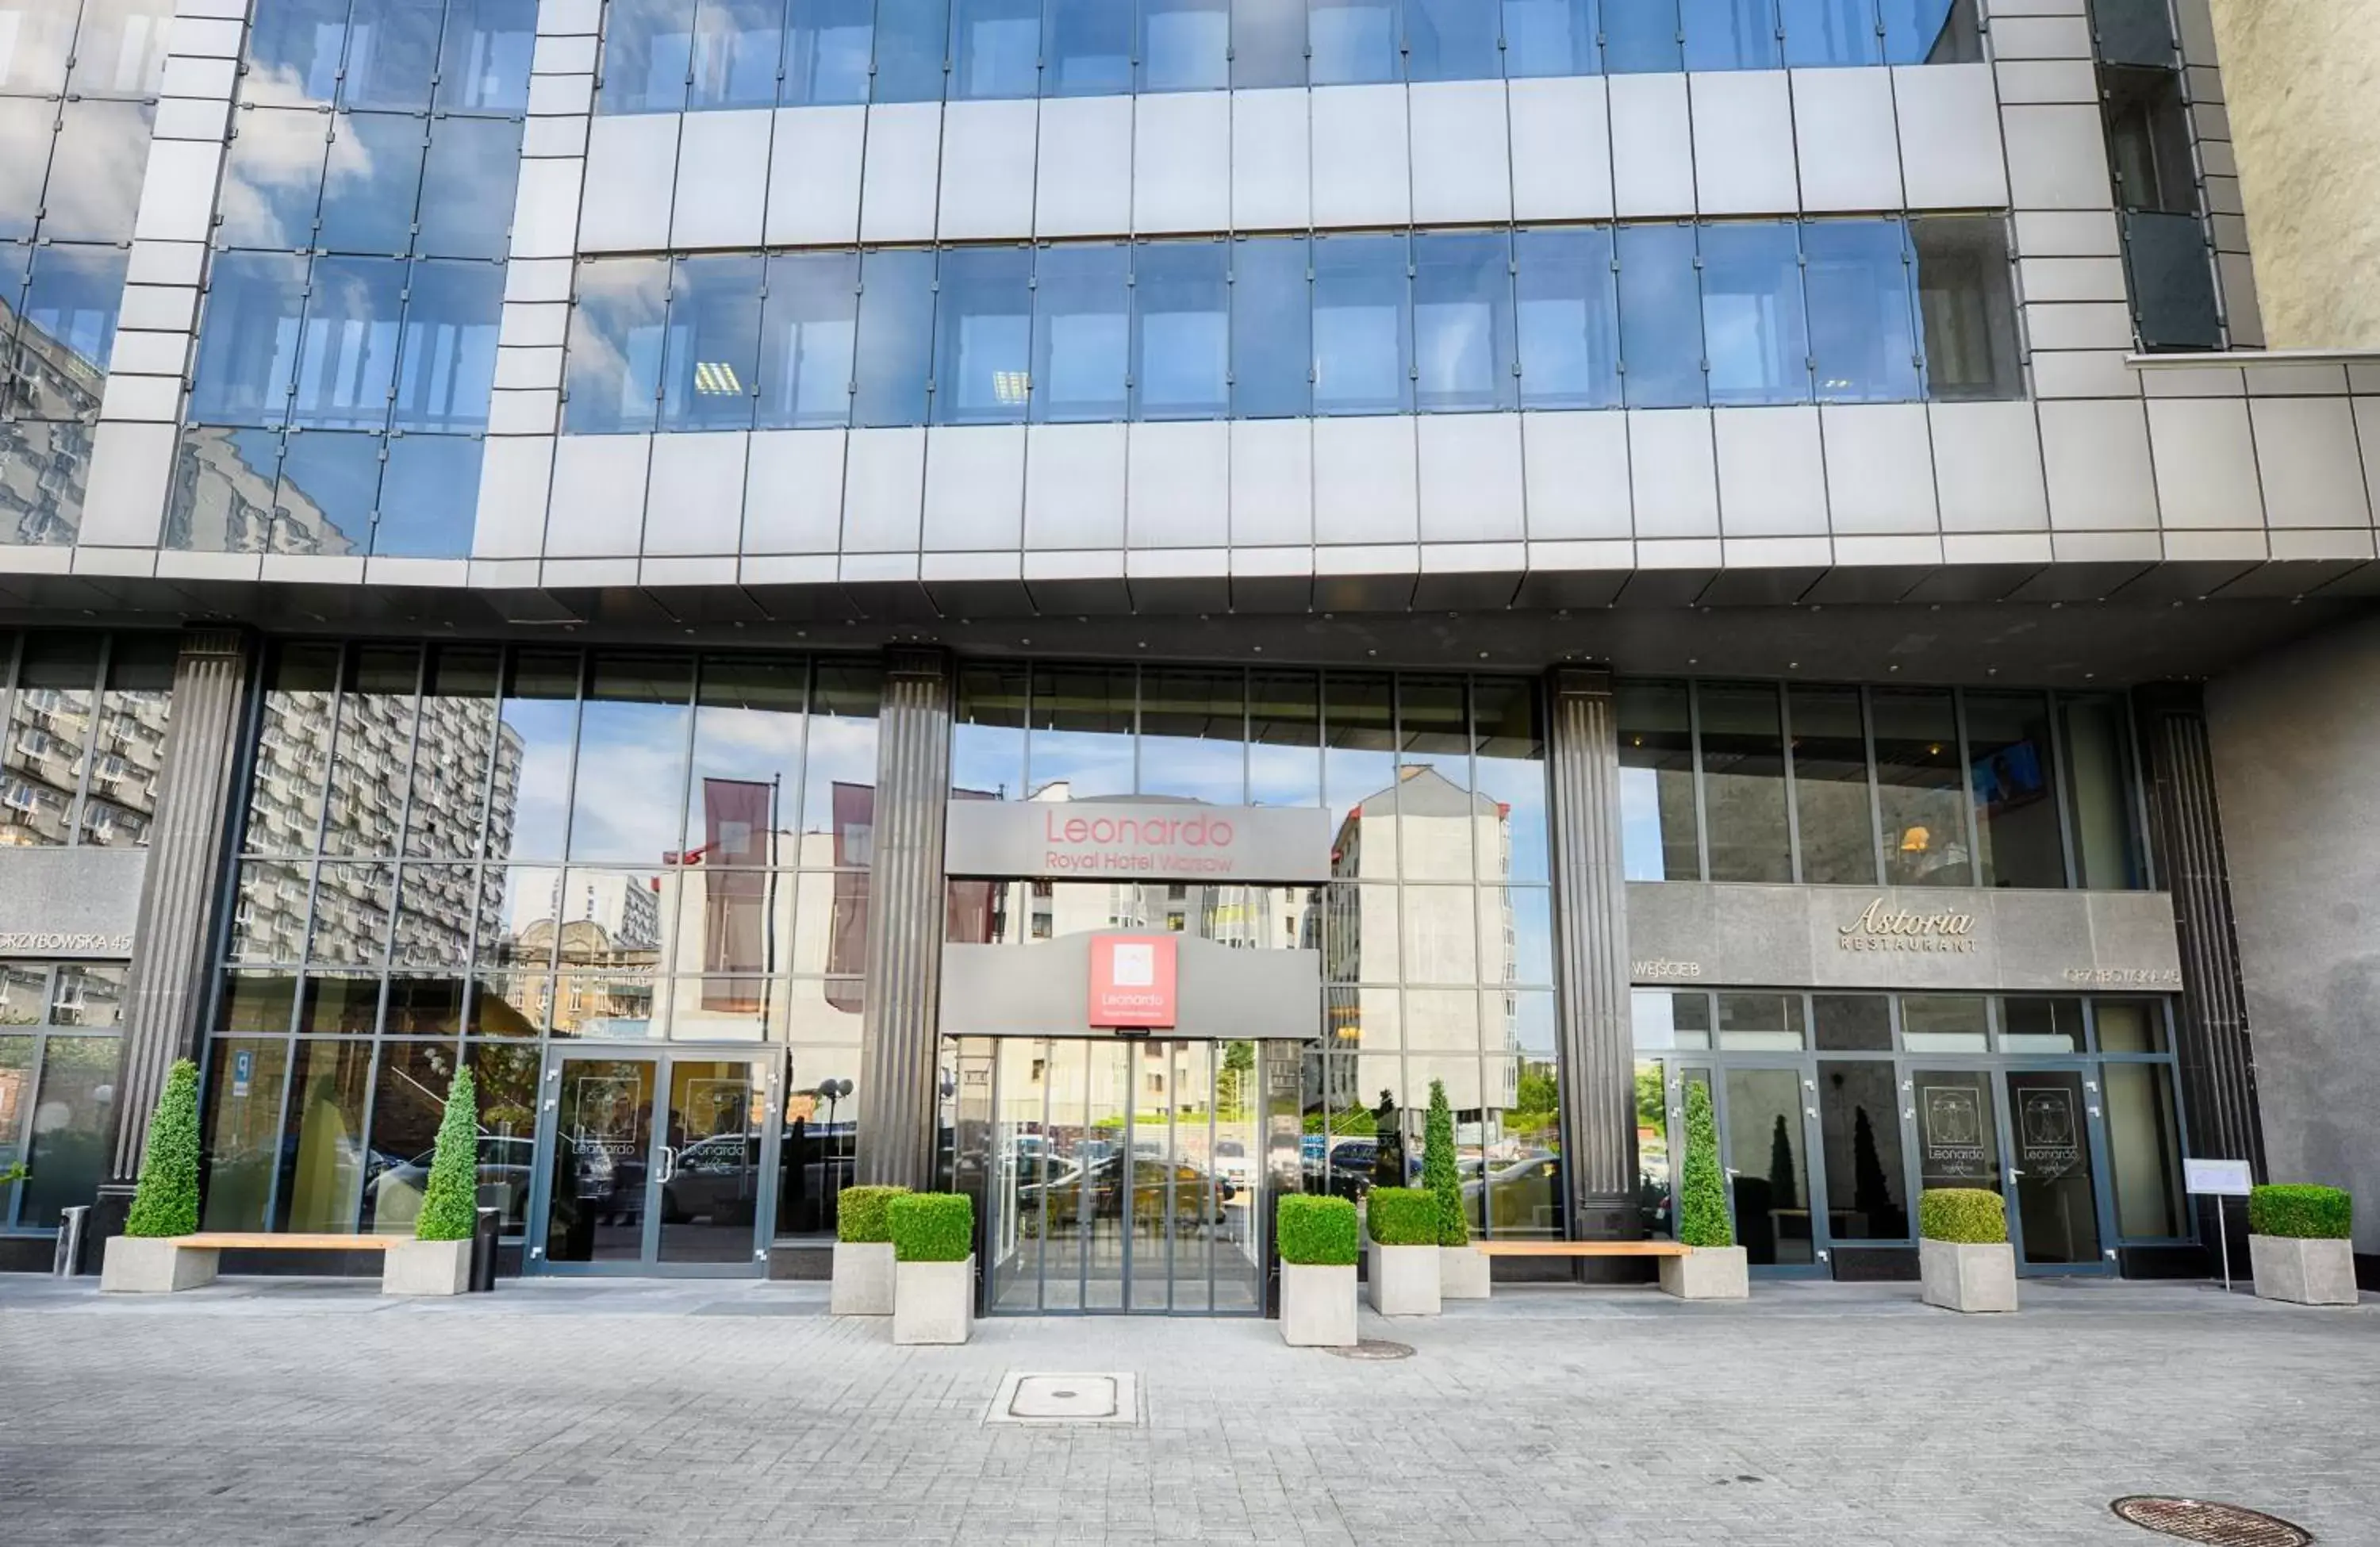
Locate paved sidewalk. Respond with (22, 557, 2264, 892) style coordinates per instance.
(2, 1275, 2373, 1545)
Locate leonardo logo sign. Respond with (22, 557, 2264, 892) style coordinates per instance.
(944, 800, 1336, 883)
(1835, 898, 1977, 954)
(1089, 934, 1178, 1028)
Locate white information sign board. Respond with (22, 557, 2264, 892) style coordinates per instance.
(2183, 1158, 2254, 1197)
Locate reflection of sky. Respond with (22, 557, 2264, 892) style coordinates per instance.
(1619, 766, 1666, 881)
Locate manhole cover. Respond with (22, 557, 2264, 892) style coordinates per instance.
(985, 1372, 1141, 1425)
(1325, 1340, 1415, 1361)
(2112, 1497, 2313, 1546)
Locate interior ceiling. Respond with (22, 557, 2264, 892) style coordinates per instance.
(0, 571, 2367, 688)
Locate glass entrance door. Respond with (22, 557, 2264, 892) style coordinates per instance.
(532, 1050, 779, 1275)
(986, 1036, 1265, 1315)
(2002, 1068, 2108, 1271)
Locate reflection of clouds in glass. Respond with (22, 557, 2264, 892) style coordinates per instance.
(1619, 766, 1667, 881)
(220, 112, 332, 249)
(495, 699, 572, 859)
(800, 714, 879, 829)
(570, 706, 690, 861)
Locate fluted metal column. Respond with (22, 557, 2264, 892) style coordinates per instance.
(1545, 667, 1637, 1240)
(852, 647, 955, 1190)
(2136, 685, 2266, 1175)
(106, 628, 254, 1184)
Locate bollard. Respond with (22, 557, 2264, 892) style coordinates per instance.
(470, 1206, 501, 1292)
(52, 1206, 88, 1276)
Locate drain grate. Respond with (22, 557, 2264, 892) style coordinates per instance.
(985, 1372, 1142, 1426)
(1325, 1340, 1415, 1361)
(2112, 1497, 2313, 1547)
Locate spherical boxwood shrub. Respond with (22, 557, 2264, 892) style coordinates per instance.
(1919, 1188, 2008, 1245)
(1277, 1195, 1359, 1266)
(889, 1192, 973, 1262)
(2249, 1183, 2351, 1240)
(125, 1060, 202, 1239)
(1365, 1187, 1438, 1247)
(837, 1184, 910, 1245)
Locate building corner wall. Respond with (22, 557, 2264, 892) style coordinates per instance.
(2205, 616, 2380, 1251)
(2203, 0, 2380, 348)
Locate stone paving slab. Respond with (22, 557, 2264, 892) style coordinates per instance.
(2, 1276, 2372, 1546)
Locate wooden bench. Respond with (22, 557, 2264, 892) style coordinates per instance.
(109, 1233, 397, 1293)
(1471, 1241, 1691, 1258)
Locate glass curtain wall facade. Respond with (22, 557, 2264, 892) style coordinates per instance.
(946, 664, 1560, 1240)
(167, 0, 531, 561)
(200, 642, 881, 1246)
(1632, 988, 2190, 1271)
(0, 0, 171, 545)
(0, 959, 130, 1235)
(597, 0, 1984, 114)
(1618, 679, 2147, 890)
(0, 631, 177, 849)
(562, 217, 2022, 436)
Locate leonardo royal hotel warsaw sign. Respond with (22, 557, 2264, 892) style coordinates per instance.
(944, 800, 1338, 884)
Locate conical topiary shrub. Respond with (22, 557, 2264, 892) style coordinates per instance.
(1677, 1081, 1734, 1250)
(1423, 1078, 1466, 1246)
(124, 1059, 201, 1238)
(415, 1066, 480, 1242)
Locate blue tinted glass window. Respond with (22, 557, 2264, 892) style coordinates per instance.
(168, 426, 283, 552)
(1413, 231, 1516, 413)
(1515, 226, 1619, 409)
(1504, 0, 1599, 75)
(1141, 0, 1228, 90)
(1311, 0, 1399, 86)
(1700, 221, 1809, 405)
(0, 419, 90, 547)
(1031, 243, 1128, 423)
(69, 0, 178, 98)
(318, 112, 427, 255)
(0, 3, 74, 93)
(1805, 219, 1917, 403)
(16, 246, 129, 416)
(600, 0, 697, 113)
(1046, 0, 1131, 95)
(294, 256, 407, 429)
(1615, 223, 1703, 409)
(1132, 240, 1228, 420)
(660, 252, 766, 431)
(246, 0, 352, 107)
(220, 107, 329, 250)
(953, 0, 1039, 98)
(1779, 0, 1878, 65)
(1231, 0, 1307, 87)
(758, 250, 858, 428)
(784, 0, 873, 104)
(344, 0, 443, 110)
(192, 253, 312, 427)
(1603, 0, 1682, 72)
(563, 256, 670, 433)
(417, 116, 522, 260)
(851, 247, 935, 426)
(1407, 0, 1499, 82)
(873, 0, 951, 102)
(440, 0, 537, 112)
(393, 259, 501, 431)
(932, 245, 1031, 424)
(374, 433, 482, 557)
(0, 242, 28, 340)
(273, 429, 381, 555)
(1231, 236, 1310, 419)
(44, 102, 152, 244)
(1682, 0, 1780, 70)
(0, 100, 52, 240)
(1312, 232, 1411, 416)
(689, 0, 786, 108)
(1883, 0, 1978, 64)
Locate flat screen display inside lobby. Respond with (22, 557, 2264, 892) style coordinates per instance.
(945, 801, 1336, 884)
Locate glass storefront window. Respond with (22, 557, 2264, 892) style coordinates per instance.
(1812, 993, 1891, 1051)
(1966, 691, 2067, 889)
(1698, 681, 1790, 884)
(2061, 693, 2144, 889)
(1617, 681, 1697, 881)
(1873, 687, 1971, 888)
(359, 1038, 459, 1232)
(1716, 992, 1805, 1050)
(1901, 995, 1987, 1052)
(1999, 997, 2084, 1054)
(2094, 999, 2167, 1054)
(1632, 988, 1713, 1050)
(1789, 685, 1875, 885)
(2104, 1059, 2185, 1238)
(1818, 1059, 1906, 1240)
(19, 1035, 117, 1228)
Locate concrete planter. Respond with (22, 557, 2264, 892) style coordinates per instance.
(384, 1238, 471, 1296)
(892, 1255, 974, 1345)
(1280, 1261, 1358, 1347)
(831, 1240, 896, 1315)
(1920, 1238, 2018, 1313)
(1366, 1242, 1442, 1315)
(1440, 1244, 1491, 1300)
(101, 1236, 215, 1293)
(1658, 1246, 1750, 1301)
(2250, 1234, 2359, 1307)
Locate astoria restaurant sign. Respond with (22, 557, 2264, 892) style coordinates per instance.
(1835, 898, 1978, 954)
(945, 800, 1336, 883)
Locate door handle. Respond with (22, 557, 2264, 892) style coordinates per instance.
(2006, 1169, 2026, 1180)
(658, 1146, 678, 1185)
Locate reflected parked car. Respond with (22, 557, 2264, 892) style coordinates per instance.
(1017, 1154, 1231, 1235)
(1461, 1153, 1563, 1234)
(662, 1133, 761, 1225)
(367, 1135, 539, 1230)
